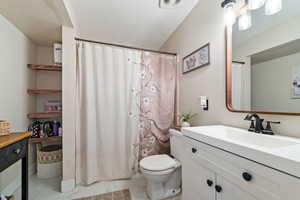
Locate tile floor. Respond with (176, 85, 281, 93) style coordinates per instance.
(74, 189, 131, 200)
(13, 174, 181, 200)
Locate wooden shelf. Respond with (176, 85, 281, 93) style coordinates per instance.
(29, 136, 62, 143)
(27, 89, 62, 95)
(27, 112, 62, 119)
(28, 64, 62, 71)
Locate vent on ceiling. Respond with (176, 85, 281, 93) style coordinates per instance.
(159, 0, 181, 9)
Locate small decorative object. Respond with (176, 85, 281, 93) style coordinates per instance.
(0, 120, 10, 136)
(44, 100, 62, 113)
(183, 43, 210, 74)
(53, 43, 62, 65)
(43, 121, 54, 137)
(179, 112, 198, 127)
(291, 65, 300, 99)
(28, 121, 42, 138)
(52, 121, 61, 136)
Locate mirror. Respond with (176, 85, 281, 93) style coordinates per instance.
(226, 0, 300, 115)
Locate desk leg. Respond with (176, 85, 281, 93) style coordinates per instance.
(22, 141, 28, 200)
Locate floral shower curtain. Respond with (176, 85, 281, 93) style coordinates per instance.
(76, 41, 177, 185)
(137, 52, 177, 159)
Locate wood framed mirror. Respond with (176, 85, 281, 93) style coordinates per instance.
(226, 0, 300, 116)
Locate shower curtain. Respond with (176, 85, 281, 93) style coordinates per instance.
(232, 62, 251, 110)
(75, 41, 177, 185)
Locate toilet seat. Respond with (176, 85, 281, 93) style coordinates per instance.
(140, 154, 178, 172)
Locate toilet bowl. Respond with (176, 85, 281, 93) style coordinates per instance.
(140, 154, 181, 200)
(140, 129, 183, 200)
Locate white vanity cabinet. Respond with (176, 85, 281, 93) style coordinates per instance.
(215, 176, 257, 200)
(181, 135, 300, 200)
(181, 146, 215, 200)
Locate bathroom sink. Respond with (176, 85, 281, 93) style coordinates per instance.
(225, 127, 298, 149)
(182, 125, 300, 178)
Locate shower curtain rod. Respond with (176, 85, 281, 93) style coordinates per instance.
(75, 37, 177, 56)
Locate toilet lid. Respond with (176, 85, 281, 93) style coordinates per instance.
(140, 154, 177, 171)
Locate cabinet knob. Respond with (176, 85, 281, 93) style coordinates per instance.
(242, 172, 252, 182)
(14, 148, 21, 154)
(206, 179, 213, 187)
(215, 185, 222, 193)
(191, 148, 197, 153)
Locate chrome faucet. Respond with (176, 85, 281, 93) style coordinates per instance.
(244, 114, 264, 133)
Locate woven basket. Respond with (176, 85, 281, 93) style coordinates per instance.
(0, 120, 10, 136)
(37, 145, 62, 164)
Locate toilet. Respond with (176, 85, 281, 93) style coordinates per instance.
(140, 129, 183, 200)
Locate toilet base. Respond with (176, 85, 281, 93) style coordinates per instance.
(147, 184, 181, 200)
(146, 167, 181, 200)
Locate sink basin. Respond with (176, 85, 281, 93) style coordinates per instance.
(225, 127, 298, 149)
(182, 125, 300, 178)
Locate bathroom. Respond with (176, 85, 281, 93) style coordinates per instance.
(0, 0, 300, 199)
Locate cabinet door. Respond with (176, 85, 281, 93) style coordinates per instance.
(216, 176, 259, 200)
(182, 147, 215, 200)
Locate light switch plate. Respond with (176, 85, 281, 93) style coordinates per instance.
(199, 96, 209, 111)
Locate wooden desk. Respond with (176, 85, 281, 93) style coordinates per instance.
(0, 132, 32, 200)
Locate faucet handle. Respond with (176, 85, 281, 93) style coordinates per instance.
(262, 121, 280, 135)
(244, 114, 252, 121)
(267, 121, 280, 124)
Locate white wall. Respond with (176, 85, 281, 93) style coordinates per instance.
(161, 0, 300, 137)
(0, 14, 36, 193)
(252, 52, 300, 112)
(61, 26, 76, 192)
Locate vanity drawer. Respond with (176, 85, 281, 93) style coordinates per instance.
(182, 136, 300, 200)
(0, 139, 27, 172)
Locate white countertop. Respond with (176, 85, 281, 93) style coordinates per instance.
(182, 125, 300, 178)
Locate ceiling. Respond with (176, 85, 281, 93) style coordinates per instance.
(0, 0, 73, 46)
(251, 38, 300, 65)
(69, 0, 199, 50)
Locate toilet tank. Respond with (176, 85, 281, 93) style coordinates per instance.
(170, 129, 183, 162)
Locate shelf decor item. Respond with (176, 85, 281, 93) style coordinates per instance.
(53, 43, 62, 65)
(183, 43, 210, 74)
(37, 144, 62, 179)
(0, 120, 10, 136)
(44, 100, 62, 113)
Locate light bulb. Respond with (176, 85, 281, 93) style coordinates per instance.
(265, 0, 282, 15)
(239, 9, 252, 30)
(248, 0, 265, 10)
(225, 3, 237, 26)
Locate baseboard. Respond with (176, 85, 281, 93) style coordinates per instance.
(61, 179, 75, 193)
(1, 164, 36, 195)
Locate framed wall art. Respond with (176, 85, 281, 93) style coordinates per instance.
(182, 43, 210, 74)
(292, 65, 300, 99)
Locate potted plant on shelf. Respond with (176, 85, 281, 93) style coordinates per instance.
(179, 112, 198, 128)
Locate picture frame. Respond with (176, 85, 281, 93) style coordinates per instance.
(291, 65, 300, 99)
(182, 43, 210, 74)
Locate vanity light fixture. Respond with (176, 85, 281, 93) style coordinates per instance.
(221, 0, 237, 26)
(238, 8, 252, 30)
(265, 0, 282, 15)
(222, 0, 283, 30)
(248, 0, 265, 10)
